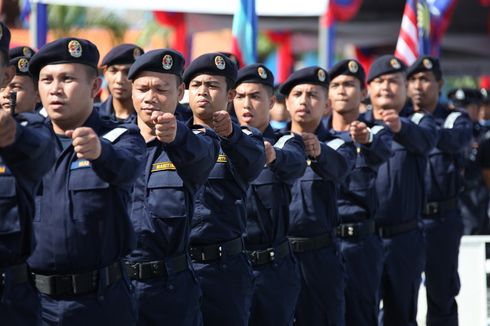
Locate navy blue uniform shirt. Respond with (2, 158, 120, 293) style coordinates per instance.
(28, 109, 146, 274)
(288, 122, 356, 237)
(244, 126, 306, 249)
(97, 95, 137, 125)
(190, 122, 266, 244)
(363, 107, 437, 225)
(0, 112, 55, 267)
(127, 121, 219, 262)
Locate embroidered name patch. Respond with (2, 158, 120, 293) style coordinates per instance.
(217, 154, 228, 163)
(151, 162, 176, 172)
(70, 160, 91, 170)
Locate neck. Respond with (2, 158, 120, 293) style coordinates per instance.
(413, 102, 437, 114)
(193, 115, 212, 129)
(332, 109, 358, 131)
(290, 120, 319, 134)
(112, 97, 134, 119)
(52, 108, 92, 135)
(137, 119, 156, 143)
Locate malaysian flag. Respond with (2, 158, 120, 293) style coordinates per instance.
(231, 0, 258, 67)
(395, 0, 457, 65)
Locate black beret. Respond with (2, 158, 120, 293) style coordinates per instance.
(236, 63, 274, 88)
(183, 52, 238, 88)
(406, 56, 442, 80)
(329, 59, 365, 87)
(367, 55, 406, 83)
(0, 22, 11, 62)
(9, 46, 35, 60)
(127, 49, 185, 81)
(29, 37, 100, 78)
(447, 88, 482, 106)
(101, 43, 144, 67)
(9, 56, 32, 76)
(279, 66, 329, 96)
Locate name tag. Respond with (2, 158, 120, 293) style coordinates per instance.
(217, 154, 228, 163)
(151, 162, 176, 172)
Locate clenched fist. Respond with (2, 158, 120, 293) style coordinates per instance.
(65, 127, 101, 160)
(0, 110, 16, 148)
(212, 110, 233, 138)
(302, 132, 321, 158)
(381, 109, 401, 133)
(264, 141, 276, 165)
(350, 121, 371, 144)
(152, 111, 177, 144)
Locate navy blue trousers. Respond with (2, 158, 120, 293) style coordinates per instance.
(132, 269, 202, 326)
(379, 227, 425, 326)
(40, 276, 136, 325)
(340, 234, 383, 326)
(192, 253, 255, 326)
(1, 268, 41, 326)
(294, 244, 345, 326)
(422, 209, 463, 326)
(248, 251, 301, 326)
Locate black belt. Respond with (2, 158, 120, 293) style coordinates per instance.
(125, 254, 189, 280)
(288, 232, 333, 253)
(189, 237, 244, 262)
(32, 261, 122, 297)
(377, 220, 419, 238)
(336, 220, 376, 240)
(0, 263, 30, 293)
(246, 241, 291, 267)
(422, 198, 458, 216)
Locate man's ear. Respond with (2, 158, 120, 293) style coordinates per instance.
(90, 76, 103, 99)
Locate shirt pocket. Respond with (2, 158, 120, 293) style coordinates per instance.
(0, 175, 19, 234)
(147, 172, 186, 218)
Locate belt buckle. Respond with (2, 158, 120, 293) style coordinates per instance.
(347, 226, 355, 237)
(426, 202, 439, 215)
(267, 248, 275, 262)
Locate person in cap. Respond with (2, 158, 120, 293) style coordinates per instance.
(363, 55, 437, 325)
(233, 63, 305, 326)
(26, 37, 146, 325)
(325, 59, 393, 326)
(0, 22, 55, 326)
(1, 48, 39, 114)
(183, 52, 266, 325)
(269, 88, 290, 130)
(407, 56, 472, 326)
(279, 66, 356, 325)
(124, 48, 219, 325)
(98, 43, 144, 124)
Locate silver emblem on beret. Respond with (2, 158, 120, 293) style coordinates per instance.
(257, 66, 267, 79)
(422, 58, 433, 69)
(215, 55, 226, 70)
(133, 48, 142, 60)
(455, 89, 465, 100)
(162, 54, 173, 70)
(348, 60, 358, 73)
(317, 69, 326, 82)
(390, 58, 401, 69)
(17, 58, 29, 73)
(68, 40, 82, 58)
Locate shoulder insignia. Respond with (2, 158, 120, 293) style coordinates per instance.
(274, 134, 295, 149)
(70, 159, 91, 170)
(241, 128, 253, 136)
(443, 112, 462, 129)
(371, 125, 385, 135)
(39, 107, 48, 118)
(151, 161, 176, 172)
(20, 121, 29, 127)
(102, 127, 128, 143)
(410, 112, 425, 125)
(192, 128, 205, 135)
(326, 138, 345, 151)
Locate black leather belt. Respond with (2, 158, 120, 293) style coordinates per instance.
(125, 254, 189, 280)
(377, 219, 419, 238)
(189, 237, 244, 262)
(32, 261, 122, 297)
(288, 232, 333, 253)
(0, 263, 30, 293)
(422, 198, 458, 216)
(246, 241, 290, 267)
(336, 220, 376, 240)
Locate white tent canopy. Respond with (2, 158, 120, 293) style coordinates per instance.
(30, 0, 328, 17)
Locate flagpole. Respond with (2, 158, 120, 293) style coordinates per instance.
(29, 0, 37, 48)
(318, 15, 327, 69)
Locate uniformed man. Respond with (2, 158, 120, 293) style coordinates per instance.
(448, 88, 490, 234)
(327, 59, 393, 326)
(280, 66, 356, 325)
(124, 48, 219, 325)
(363, 55, 436, 326)
(99, 43, 143, 124)
(184, 53, 266, 325)
(233, 63, 305, 326)
(0, 22, 55, 326)
(26, 37, 146, 325)
(1, 48, 39, 113)
(407, 56, 472, 326)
